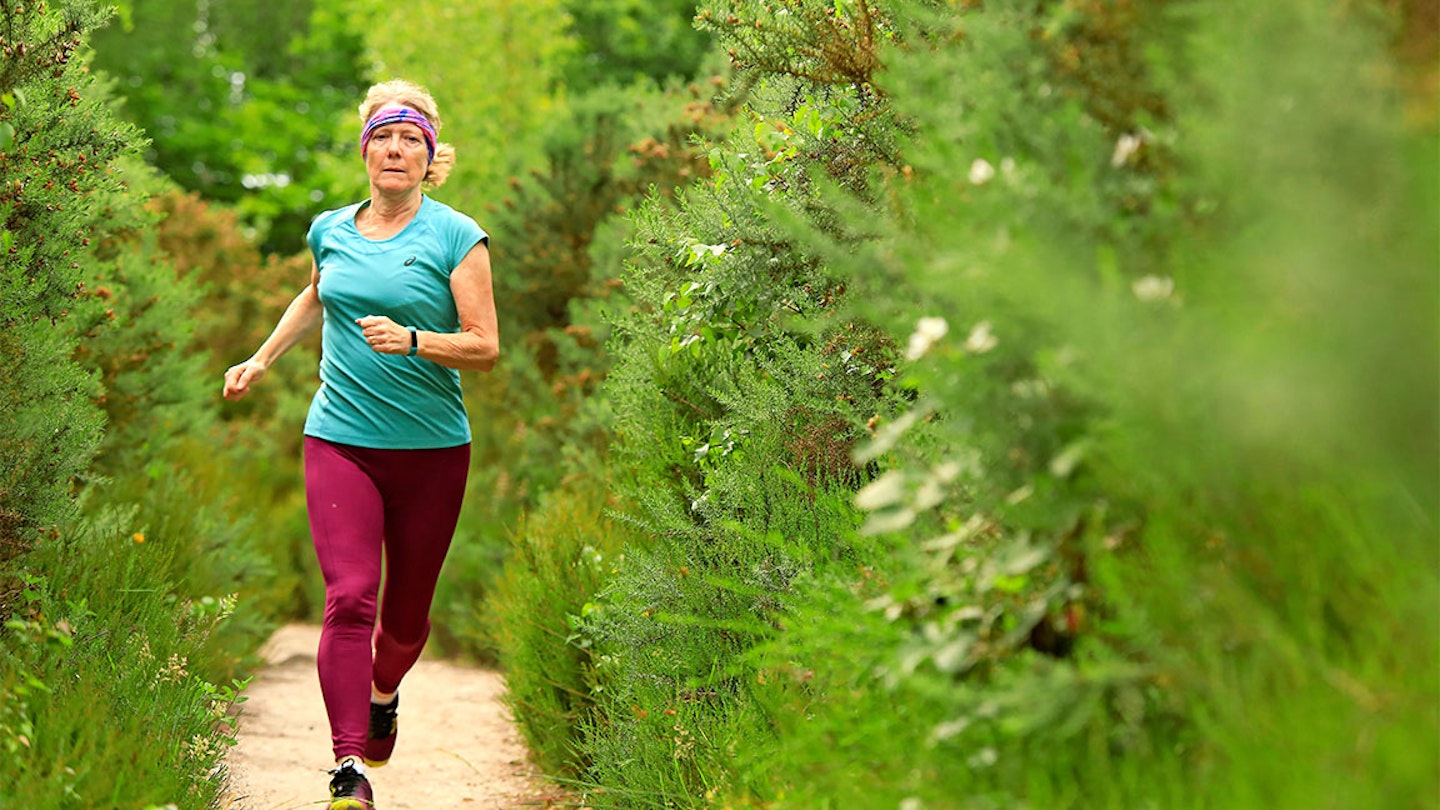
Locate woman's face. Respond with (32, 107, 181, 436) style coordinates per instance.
(364, 108, 429, 194)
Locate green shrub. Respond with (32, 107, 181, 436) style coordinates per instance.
(431, 75, 735, 663)
(509, 0, 1438, 807)
(0, 6, 283, 806)
(65, 158, 291, 679)
(741, 0, 1438, 807)
(489, 480, 636, 776)
(525, 2, 913, 803)
(575, 348, 890, 807)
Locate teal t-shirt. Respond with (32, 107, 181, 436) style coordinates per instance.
(303, 195, 488, 449)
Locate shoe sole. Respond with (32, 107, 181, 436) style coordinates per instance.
(328, 801, 372, 810)
(362, 756, 389, 768)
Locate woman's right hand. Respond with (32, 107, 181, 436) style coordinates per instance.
(223, 359, 268, 401)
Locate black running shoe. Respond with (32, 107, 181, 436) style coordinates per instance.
(327, 758, 374, 809)
(365, 694, 399, 767)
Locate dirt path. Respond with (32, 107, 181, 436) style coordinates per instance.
(224, 625, 562, 809)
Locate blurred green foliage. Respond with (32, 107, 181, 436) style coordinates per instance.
(89, 0, 370, 253)
(562, 0, 713, 88)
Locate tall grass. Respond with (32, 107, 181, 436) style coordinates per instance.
(0, 494, 249, 810)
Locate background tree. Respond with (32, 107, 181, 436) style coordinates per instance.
(351, 0, 574, 222)
(0, 0, 133, 571)
(89, 0, 370, 253)
(560, 0, 712, 88)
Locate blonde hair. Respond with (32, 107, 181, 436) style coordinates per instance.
(358, 79, 456, 188)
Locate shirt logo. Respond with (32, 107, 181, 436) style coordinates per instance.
(404, 256, 417, 266)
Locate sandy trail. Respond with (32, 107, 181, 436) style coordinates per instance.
(224, 624, 561, 809)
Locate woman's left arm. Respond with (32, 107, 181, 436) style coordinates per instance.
(431, 241, 499, 370)
(356, 241, 497, 371)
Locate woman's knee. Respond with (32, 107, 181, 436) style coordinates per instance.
(323, 586, 378, 627)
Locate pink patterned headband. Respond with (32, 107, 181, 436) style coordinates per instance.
(360, 107, 437, 164)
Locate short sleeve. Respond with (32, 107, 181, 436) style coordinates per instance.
(306, 215, 323, 263)
(306, 206, 347, 268)
(447, 211, 488, 271)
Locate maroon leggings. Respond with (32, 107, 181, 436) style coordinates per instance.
(304, 436, 470, 761)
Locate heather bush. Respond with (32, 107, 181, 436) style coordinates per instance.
(502, 1, 1438, 807)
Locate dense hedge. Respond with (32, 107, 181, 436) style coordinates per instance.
(494, 1, 1438, 807)
(0, 5, 270, 807)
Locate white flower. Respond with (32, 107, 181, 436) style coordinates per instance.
(688, 243, 727, 263)
(862, 507, 917, 535)
(905, 316, 949, 360)
(963, 321, 998, 354)
(853, 407, 926, 464)
(855, 470, 907, 511)
(931, 717, 971, 743)
(1111, 132, 1143, 167)
(1049, 440, 1089, 478)
(913, 477, 946, 511)
(967, 747, 999, 768)
(1132, 275, 1175, 302)
(968, 158, 995, 185)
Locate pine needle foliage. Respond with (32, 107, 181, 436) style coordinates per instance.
(499, 0, 1438, 807)
(0, 0, 136, 566)
(547, 3, 916, 802)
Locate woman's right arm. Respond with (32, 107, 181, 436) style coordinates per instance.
(222, 262, 323, 401)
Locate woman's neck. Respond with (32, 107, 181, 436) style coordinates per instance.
(367, 189, 423, 222)
(357, 189, 423, 239)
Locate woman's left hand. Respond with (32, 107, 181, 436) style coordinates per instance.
(356, 315, 411, 355)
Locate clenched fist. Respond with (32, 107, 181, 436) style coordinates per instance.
(223, 359, 267, 400)
(357, 315, 411, 355)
